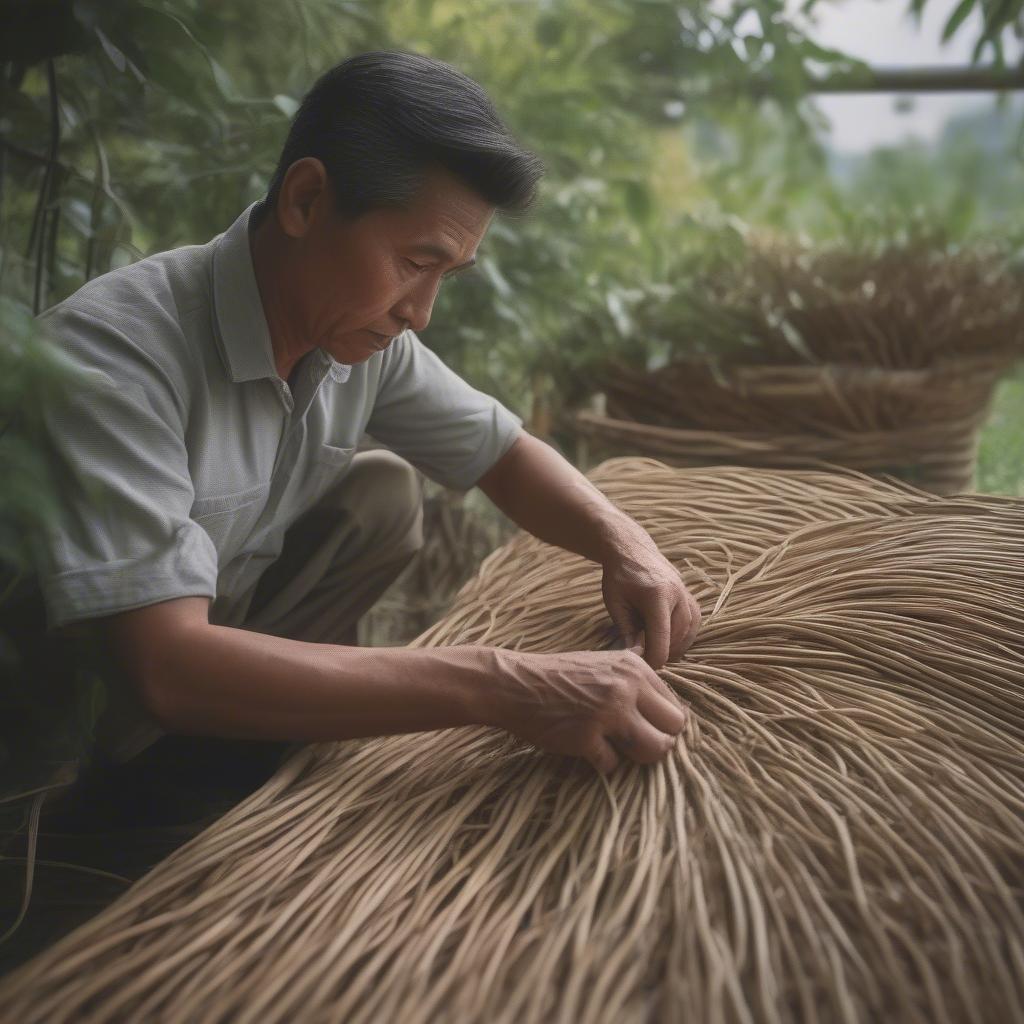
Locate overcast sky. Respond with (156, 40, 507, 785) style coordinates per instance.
(797, 0, 1022, 152)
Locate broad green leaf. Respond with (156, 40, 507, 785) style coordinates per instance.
(942, 0, 975, 43)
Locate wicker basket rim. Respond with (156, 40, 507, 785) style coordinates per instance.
(573, 410, 986, 446)
(605, 354, 1015, 391)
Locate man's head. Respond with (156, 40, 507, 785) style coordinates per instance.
(265, 50, 542, 221)
(252, 51, 543, 375)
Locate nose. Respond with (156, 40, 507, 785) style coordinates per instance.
(391, 277, 439, 335)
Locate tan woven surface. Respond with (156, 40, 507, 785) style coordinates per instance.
(576, 356, 1011, 493)
(2, 459, 1022, 1023)
(570, 233, 1024, 494)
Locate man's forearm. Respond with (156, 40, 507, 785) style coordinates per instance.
(137, 614, 500, 741)
(477, 432, 655, 565)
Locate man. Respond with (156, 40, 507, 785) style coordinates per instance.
(35, 51, 700, 789)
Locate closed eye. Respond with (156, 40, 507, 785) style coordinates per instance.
(404, 257, 474, 282)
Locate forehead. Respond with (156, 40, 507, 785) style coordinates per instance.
(377, 169, 495, 253)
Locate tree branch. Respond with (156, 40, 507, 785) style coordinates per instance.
(807, 64, 1024, 94)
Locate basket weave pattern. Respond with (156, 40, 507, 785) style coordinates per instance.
(577, 357, 1009, 493)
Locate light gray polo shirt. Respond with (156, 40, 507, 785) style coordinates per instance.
(36, 202, 523, 632)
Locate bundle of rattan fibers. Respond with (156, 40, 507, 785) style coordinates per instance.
(574, 234, 1024, 493)
(2, 459, 1022, 1023)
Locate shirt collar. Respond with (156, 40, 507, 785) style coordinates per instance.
(326, 357, 352, 383)
(211, 201, 352, 385)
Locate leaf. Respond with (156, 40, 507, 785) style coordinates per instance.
(535, 14, 566, 48)
(606, 291, 633, 336)
(273, 93, 300, 118)
(209, 56, 239, 102)
(480, 257, 513, 299)
(942, 0, 975, 43)
(621, 179, 652, 222)
(94, 26, 126, 72)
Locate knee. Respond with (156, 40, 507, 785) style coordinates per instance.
(346, 450, 424, 556)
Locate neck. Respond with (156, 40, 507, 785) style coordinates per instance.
(249, 217, 313, 381)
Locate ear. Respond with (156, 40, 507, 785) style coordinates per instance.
(276, 158, 329, 239)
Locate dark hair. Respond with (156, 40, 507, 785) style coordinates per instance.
(262, 51, 543, 219)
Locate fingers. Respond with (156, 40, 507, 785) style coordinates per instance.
(608, 601, 640, 650)
(612, 653, 686, 767)
(636, 679, 687, 735)
(668, 591, 702, 660)
(667, 601, 689, 662)
(635, 585, 702, 670)
(644, 669, 688, 715)
(515, 645, 691, 776)
(609, 711, 678, 766)
(642, 595, 672, 670)
(684, 594, 702, 647)
(584, 734, 621, 776)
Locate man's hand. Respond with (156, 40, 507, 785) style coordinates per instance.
(601, 535, 701, 670)
(476, 433, 702, 670)
(488, 648, 687, 775)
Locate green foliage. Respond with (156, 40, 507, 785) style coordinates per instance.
(0, 297, 107, 817)
(0, 299, 76, 571)
(0, 0, 886, 410)
(906, 0, 1024, 64)
(977, 368, 1024, 495)
(555, 214, 1024, 404)
(1, 0, 1021, 498)
(827, 102, 1024, 244)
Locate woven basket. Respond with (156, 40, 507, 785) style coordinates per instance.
(575, 356, 1010, 494)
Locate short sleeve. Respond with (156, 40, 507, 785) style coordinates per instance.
(32, 309, 218, 630)
(367, 331, 523, 491)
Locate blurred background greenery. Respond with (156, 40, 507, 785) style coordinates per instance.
(4, 0, 1024, 447)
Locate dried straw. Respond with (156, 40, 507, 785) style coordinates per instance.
(573, 405, 984, 493)
(576, 235, 1024, 493)
(2, 459, 1022, 1023)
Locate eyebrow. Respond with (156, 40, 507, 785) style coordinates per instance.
(408, 243, 477, 275)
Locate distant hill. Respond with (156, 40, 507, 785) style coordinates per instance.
(825, 97, 1024, 232)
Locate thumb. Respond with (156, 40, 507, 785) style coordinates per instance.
(585, 735, 621, 776)
(605, 597, 639, 649)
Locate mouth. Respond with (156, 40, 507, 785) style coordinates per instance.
(366, 330, 393, 351)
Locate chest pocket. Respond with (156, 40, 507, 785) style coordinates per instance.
(191, 481, 271, 563)
(309, 443, 356, 491)
(316, 443, 356, 468)
(291, 443, 355, 513)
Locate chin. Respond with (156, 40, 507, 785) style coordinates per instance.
(344, 350, 380, 366)
(325, 338, 385, 365)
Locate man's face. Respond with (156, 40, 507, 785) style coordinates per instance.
(289, 167, 494, 365)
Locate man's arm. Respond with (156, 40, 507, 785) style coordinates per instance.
(104, 595, 687, 775)
(476, 431, 701, 668)
(107, 597, 492, 741)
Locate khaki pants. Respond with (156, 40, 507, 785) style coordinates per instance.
(240, 448, 424, 644)
(96, 448, 425, 763)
